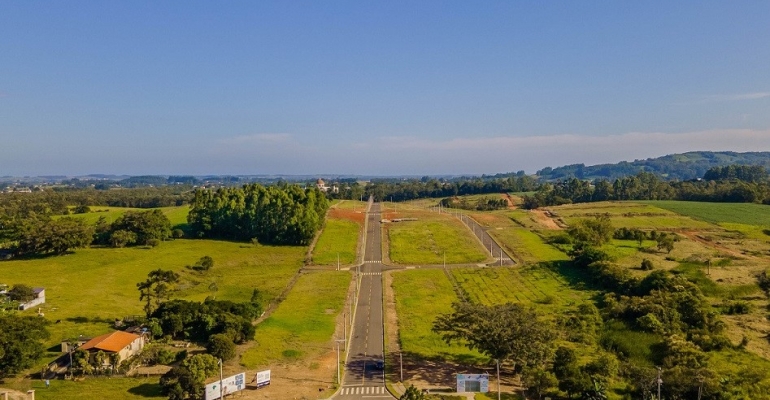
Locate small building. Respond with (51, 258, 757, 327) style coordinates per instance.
(61, 335, 92, 353)
(79, 331, 145, 365)
(18, 287, 45, 310)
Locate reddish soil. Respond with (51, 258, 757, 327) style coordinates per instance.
(329, 208, 365, 224)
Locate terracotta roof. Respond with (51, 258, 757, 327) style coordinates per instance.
(79, 331, 140, 353)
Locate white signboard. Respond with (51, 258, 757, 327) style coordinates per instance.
(456, 373, 489, 393)
(254, 369, 271, 388)
(205, 372, 246, 400)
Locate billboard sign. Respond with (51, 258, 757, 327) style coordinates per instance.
(205, 372, 246, 400)
(456, 373, 489, 393)
(255, 369, 271, 388)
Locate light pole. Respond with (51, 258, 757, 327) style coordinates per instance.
(335, 339, 346, 385)
(657, 366, 663, 400)
(400, 351, 403, 382)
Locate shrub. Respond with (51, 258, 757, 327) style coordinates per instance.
(206, 334, 236, 361)
(172, 229, 184, 239)
(147, 239, 161, 247)
(640, 259, 654, 271)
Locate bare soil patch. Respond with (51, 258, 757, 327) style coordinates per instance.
(530, 209, 564, 230)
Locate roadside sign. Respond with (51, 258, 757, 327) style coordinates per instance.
(456, 373, 489, 393)
(205, 372, 246, 400)
(255, 369, 271, 388)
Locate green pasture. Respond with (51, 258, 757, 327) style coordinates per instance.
(388, 215, 488, 264)
(642, 200, 770, 226)
(240, 271, 350, 368)
(391, 269, 485, 363)
(719, 223, 770, 241)
(312, 218, 360, 265)
(0, 239, 304, 351)
(553, 202, 671, 217)
(451, 266, 589, 310)
(64, 206, 190, 229)
(5, 376, 163, 400)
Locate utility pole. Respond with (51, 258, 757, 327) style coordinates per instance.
(443, 252, 446, 269)
(335, 339, 346, 385)
(400, 351, 403, 382)
(500, 249, 503, 266)
(219, 358, 223, 400)
(657, 366, 662, 400)
(707, 259, 711, 275)
(496, 359, 501, 400)
(337, 253, 340, 271)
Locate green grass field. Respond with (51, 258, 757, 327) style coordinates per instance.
(490, 228, 568, 264)
(64, 206, 190, 230)
(644, 200, 770, 226)
(0, 240, 304, 352)
(240, 271, 350, 368)
(391, 269, 485, 363)
(312, 219, 360, 266)
(5, 376, 163, 400)
(451, 266, 589, 311)
(387, 214, 488, 264)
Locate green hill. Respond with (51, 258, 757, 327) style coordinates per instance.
(537, 151, 770, 181)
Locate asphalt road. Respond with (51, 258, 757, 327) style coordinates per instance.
(335, 202, 393, 399)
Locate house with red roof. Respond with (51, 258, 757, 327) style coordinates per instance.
(79, 331, 145, 365)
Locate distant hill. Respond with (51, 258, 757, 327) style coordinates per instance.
(536, 151, 770, 181)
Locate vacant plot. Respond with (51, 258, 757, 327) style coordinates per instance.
(312, 217, 361, 265)
(240, 271, 350, 368)
(391, 269, 485, 363)
(387, 212, 488, 264)
(644, 200, 770, 226)
(0, 240, 304, 352)
(451, 266, 589, 311)
(491, 228, 568, 264)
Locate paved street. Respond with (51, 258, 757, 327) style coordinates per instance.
(335, 202, 393, 399)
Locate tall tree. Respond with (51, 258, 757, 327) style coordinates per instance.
(433, 302, 555, 371)
(137, 269, 180, 317)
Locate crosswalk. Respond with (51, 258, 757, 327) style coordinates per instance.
(364, 260, 382, 264)
(361, 272, 381, 276)
(339, 386, 388, 395)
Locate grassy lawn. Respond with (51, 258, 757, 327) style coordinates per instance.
(643, 200, 770, 226)
(5, 376, 163, 400)
(387, 213, 488, 264)
(311, 204, 364, 266)
(553, 202, 715, 229)
(0, 240, 304, 354)
(240, 270, 350, 368)
(391, 269, 485, 363)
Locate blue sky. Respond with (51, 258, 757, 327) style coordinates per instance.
(2, 1, 769, 176)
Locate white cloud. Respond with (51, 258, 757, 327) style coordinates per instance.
(701, 92, 770, 103)
(219, 133, 293, 144)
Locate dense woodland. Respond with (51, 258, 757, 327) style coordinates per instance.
(187, 183, 328, 245)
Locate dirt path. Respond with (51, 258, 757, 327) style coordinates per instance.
(530, 209, 564, 230)
(679, 230, 755, 260)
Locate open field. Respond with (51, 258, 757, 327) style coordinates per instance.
(311, 204, 365, 266)
(451, 265, 590, 311)
(491, 228, 568, 264)
(643, 200, 770, 226)
(391, 269, 485, 363)
(0, 240, 304, 354)
(386, 210, 489, 265)
(553, 202, 716, 229)
(240, 270, 350, 368)
(63, 206, 190, 230)
(3, 376, 163, 400)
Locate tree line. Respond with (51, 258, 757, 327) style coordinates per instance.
(187, 183, 328, 245)
(523, 167, 770, 209)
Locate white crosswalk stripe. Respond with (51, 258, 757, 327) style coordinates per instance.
(340, 386, 385, 395)
(364, 260, 382, 263)
(362, 272, 382, 275)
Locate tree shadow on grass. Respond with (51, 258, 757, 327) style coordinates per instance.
(386, 351, 493, 391)
(127, 382, 163, 398)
